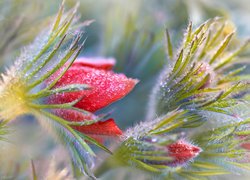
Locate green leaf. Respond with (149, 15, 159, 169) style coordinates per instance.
(184, 21, 192, 47)
(133, 159, 160, 173)
(181, 170, 230, 176)
(37, 110, 97, 176)
(166, 29, 173, 60)
(215, 39, 250, 70)
(41, 38, 86, 91)
(209, 32, 234, 64)
(77, 132, 113, 155)
(29, 96, 84, 109)
(149, 110, 185, 132)
(31, 160, 38, 180)
(192, 161, 224, 170)
(172, 49, 184, 73)
(206, 23, 225, 48)
(235, 130, 250, 136)
(39, 110, 95, 156)
(228, 162, 250, 171)
(25, 34, 67, 81)
(28, 84, 90, 99)
(150, 120, 184, 135)
(27, 34, 84, 89)
(22, 6, 77, 74)
(136, 155, 172, 162)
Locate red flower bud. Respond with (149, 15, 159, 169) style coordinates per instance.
(166, 140, 201, 166)
(47, 57, 138, 137)
(238, 135, 250, 150)
(241, 143, 250, 150)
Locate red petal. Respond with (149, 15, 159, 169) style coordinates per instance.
(52, 109, 95, 121)
(72, 57, 116, 70)
(73, 119, 122, 136)
(52, 109, 122, 136)
(49, 66, 138, 112)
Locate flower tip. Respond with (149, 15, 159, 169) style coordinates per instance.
(105, 118, 123, 136)
(192, 146, 201, 154)
(133, 78, 140, 85)
(126, 78, 139, 91)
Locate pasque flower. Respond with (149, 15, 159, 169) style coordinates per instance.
(46, 57, 138, 137)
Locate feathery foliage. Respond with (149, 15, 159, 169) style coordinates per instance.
(0, 1, 250, 179)
(0, 2, 110, 178)
(103, 18, 250, 179)
(148, 18, 250, 122)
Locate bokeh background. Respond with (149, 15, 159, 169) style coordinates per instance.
(1, 0, 250, 179)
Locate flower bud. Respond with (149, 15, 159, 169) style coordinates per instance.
(166, 140, 201, 166)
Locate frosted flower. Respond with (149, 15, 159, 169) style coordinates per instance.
(46, 57, 138, 137)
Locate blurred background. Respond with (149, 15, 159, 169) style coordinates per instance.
(0, 0, 250, 179)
